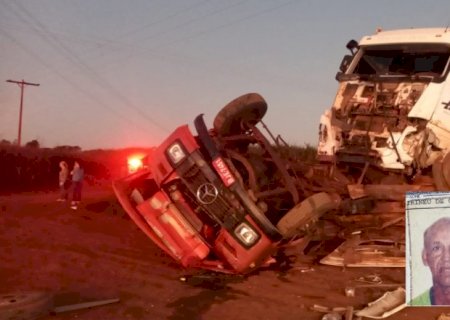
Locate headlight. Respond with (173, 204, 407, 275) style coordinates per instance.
(167, 142, 186, 165)
(234, 222, 259, 247)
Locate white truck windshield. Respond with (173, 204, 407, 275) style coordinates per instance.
(352, 44, 450, 76)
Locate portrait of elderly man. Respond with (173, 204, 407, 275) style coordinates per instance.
(411, 217, 450, 305)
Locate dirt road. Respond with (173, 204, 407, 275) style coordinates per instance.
(1, 185, 447, 319)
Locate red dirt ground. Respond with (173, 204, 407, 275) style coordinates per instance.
(1, 185, 449, 319)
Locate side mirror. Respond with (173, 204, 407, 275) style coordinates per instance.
(339, 55, 353, 73)
(346, 39, 359, 55)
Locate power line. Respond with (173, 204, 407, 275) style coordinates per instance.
(117, 0, 213, 39)
(9, 1, 168, 132)
(134, 0, 249, 43)
(2, 0, 295, 76)
(91, 0, 297, 72)
(0, 28, 158, 139)
(1, 0, 299, 143)
(4, 1, 169, 134)
(150, 0, 298, 50)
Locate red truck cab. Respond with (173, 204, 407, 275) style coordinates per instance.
(114, 93, 340, 274)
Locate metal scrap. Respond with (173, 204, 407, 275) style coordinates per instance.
(355, 287, 406, 319)
(53, 298, 120, 313)
(320, 234, 405, 268)
(347, 184, 435, 201)
(312, 304, 355, 320)
(0, 292, 120, 320)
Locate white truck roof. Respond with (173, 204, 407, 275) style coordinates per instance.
(359, 28, 450, 46)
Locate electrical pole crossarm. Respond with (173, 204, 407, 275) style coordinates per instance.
(6, 79, 40, 86)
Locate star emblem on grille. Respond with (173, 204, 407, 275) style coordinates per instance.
(196, 183, 219, 205)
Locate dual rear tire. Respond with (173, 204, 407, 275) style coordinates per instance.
(276, 192, 341, 238)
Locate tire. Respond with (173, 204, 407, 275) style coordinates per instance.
(276, 192, 340, 238)
(213, 93, 267, 136)
(442, 152, 450, 188)
(0, 292, 53, 320)
(432, 156, 450, 191)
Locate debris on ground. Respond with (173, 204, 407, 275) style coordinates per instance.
(344, 286, 355, 298)
(0, 292, 53, 320)
(320, 234, 405, 268)
(312, 304, 355, 320)
(52, 298, 120, 314)
(311, 304, 331, 313)
(355, 287, 406, 319)
(322, 312, 342, 320)
(344, 283, 404, 297)
(345, 306, 354, 320)
(344, 274, 404, 297)
(179, 272, 246, 290)
(0, 291, 120, 320)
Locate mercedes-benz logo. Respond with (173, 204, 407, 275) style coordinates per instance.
(196, 183, 219, 205)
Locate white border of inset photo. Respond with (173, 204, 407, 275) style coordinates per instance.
(406, 192, 450, 306)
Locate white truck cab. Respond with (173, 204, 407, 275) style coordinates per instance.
(318, 28, 450, 182)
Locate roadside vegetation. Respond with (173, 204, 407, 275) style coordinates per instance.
(276, 143, 318, 164)
(0, 139, 316, 194)
(0, 139, 152, 194)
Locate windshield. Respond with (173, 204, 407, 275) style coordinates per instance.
(351, 44, 450, 77)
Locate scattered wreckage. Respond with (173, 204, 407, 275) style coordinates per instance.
(315, 27, 450, 267)
(312, 287, 406, 320)
(114, 27, 450, 274)
(112, 91, 406, 274)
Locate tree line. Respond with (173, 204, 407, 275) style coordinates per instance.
(0, 143, 110, 194)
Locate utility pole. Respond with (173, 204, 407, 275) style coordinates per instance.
(6, 79, 40, 146)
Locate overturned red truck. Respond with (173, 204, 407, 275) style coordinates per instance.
(113, 93, 341, 274)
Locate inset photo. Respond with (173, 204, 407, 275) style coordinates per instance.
(406, 192, 450, 306)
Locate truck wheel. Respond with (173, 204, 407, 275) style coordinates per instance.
(213, 93, 267, 136)
(0, 292, 53, 319)
(432, 156, 450, 191)
(442, 152, 450, 188)
(276, 192, 341, 238)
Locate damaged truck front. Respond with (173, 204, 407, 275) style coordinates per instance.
(318, 28, 450, 188)
(114, 94, 340, 274)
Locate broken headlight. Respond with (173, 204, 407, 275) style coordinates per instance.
(234, 222, 260, 247)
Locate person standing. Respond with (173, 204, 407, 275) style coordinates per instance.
(70, 161, 84, 210)
(57, 161, 69, 201)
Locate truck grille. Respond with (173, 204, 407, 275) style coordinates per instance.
(177, 156, 240, 229)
